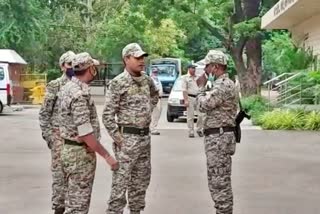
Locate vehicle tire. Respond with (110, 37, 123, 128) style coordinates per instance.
(167, 111, 174, 122)
(0, 102, 3, 114)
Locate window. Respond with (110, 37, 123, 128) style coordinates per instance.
(151, 64, 176, 77)
(0, 67, 4, 80)
(172, 77, 183, 91)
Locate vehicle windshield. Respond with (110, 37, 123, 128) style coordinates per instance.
(151, 64, 176, 77)
(172, 78, 183, 91)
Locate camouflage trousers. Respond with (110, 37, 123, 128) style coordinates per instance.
(61, 143, 96, 214)
(204, 132, 236, 214)
(106, 133, 151, 214)
(50, 130, 66, 210)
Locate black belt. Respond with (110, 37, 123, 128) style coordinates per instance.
(64, 139, 85, 146)
(120, 126, 150, 136)
(204, 127, 235, 136)
(188, 94, 197, 98)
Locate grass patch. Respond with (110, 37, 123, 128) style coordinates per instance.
(304, 111, 320, 130)
(259, 109, 320, 130)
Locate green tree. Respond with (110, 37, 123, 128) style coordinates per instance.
(129, 0, 280, 95)
(263, 31, 316, 78)
(145, 19, 186, 58)
(91, 3, 187, 62)
(45, 7, 87, 68)
(0, 0, 51, 69)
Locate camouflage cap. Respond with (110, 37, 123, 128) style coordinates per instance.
(204, 50, 228, 65)
(122, 43, 148, 58)
(72, 52, 100, 72)
(59, 51, 76, 66)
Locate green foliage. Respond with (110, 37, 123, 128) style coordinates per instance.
(145, 19, 187, 58)
(0, 0, 51, 69)
(263, 32, 317, 78)
(259, 109, 320, 131)
(260, 109, 304, 130)
(0, 0, 298, 93)
(184, 29, 222, 61)
(233, 17, 261, 38)
(283, 71, 320, 105)
(304, 111, 320, 130)
(46, 69, 61, 82)
(308, 71, 320, 82)
(241, 95, 269, 113)
(241, 95, 269, 125)
(0, 0, 50, 47)
(305, 71, 320, 104)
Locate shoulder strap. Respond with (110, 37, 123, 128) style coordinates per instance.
(238, 100, 243, 111)
(51, 81, 61, 114)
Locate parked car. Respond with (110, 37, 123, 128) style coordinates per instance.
(167, 76, 199, 122)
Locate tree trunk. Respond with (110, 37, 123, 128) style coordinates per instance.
(230, 38, 247, 94)
(231, 52, 247, 88)
(241, 0, 262, 96)
(244, 36, 262, 96)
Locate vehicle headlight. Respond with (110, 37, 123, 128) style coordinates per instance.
(168, 98, 180, 105)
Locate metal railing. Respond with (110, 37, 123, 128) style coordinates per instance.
(263, 72, 315, 109)
(263, 72, 296, 109)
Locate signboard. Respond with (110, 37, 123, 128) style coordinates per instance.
(273, 0, 296, 16)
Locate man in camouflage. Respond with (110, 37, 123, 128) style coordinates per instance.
(39, 50, 75, 214)
(103, 43, 159, 214)
(59, 52, 118, 214)
(198, 50, 238, 214)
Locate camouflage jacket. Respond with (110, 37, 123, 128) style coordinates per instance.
(198, 74, 238, 129)
(102, 70, 159, 142)
(59, 77, 100, 142)
(39, 74, 69, 142)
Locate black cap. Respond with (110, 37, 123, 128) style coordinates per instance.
(187, 63, 197, 69)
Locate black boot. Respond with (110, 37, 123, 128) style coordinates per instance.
(54, 207, 65, 214)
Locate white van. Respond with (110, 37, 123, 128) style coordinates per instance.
(0, 63, 11, 113)
(0, 49, 27, 113)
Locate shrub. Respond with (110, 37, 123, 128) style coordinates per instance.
(304, 111, 320, 130)
(259, 109, 320, 131)
(241, 95, 269, 125)
(259, 109, 304, 130)
(46, 69, 61, 82)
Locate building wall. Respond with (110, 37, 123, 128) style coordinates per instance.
(8, 64, 26, 103)
(291, 13, 320, 55)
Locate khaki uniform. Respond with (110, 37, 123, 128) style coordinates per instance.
(39, 51, 75, 211)
(182, 74, 203, 134)
(150, 75, 163, 133)
(198, 50, 238, 214)
(58, 53, 100, 214)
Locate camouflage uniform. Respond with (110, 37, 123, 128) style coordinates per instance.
(39, 51, 75, 211)
(103, 43, 159, 214)
(198, 50, 238, 214)
(58, 52, 100, 214)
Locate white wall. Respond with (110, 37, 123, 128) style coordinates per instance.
(291, 13, 320, 55)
